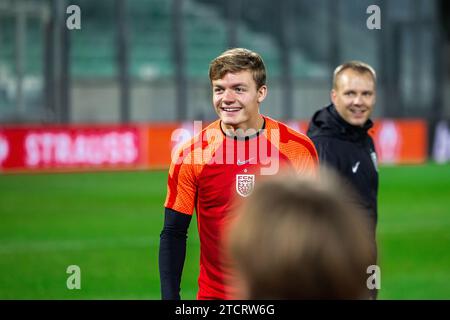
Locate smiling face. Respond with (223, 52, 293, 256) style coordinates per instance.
(212, 70, 267, 133)
(331, 69, 376, 127)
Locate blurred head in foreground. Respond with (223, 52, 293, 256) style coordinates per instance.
(226, 169, 376, 299)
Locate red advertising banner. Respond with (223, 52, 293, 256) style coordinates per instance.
(292, 120, 428, 164)
(371, 119, 428, 164)
(146, 123, 180, 169)
(146, 121, 213, 169)
(0, 125, 146, 173)
(0, 119, 428, 173)
(276, 119, 427, 164)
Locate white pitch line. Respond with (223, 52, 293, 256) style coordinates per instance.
(0, 236, 161, 254)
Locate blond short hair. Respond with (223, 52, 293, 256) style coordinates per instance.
(333, 61, 377, 89)
(209, 48, 266, 89)
(227, 170, 376, 299)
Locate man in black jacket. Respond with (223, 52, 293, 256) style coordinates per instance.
(307, 60, 379, 249)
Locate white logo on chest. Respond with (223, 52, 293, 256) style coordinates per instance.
(237, 158, 255, 166)
(352, 161, 361, 173)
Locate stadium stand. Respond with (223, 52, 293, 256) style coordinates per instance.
(0, 0, 323, 80)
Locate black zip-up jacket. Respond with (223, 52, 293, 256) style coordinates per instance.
(307, 104, 378, 230)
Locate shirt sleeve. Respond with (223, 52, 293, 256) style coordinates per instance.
(164, 144, 199, 216)
(159, 207, 192, 300)
(279, 135, 319, 176)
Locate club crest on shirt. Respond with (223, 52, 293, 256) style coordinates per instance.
(236, 174, 255, 197)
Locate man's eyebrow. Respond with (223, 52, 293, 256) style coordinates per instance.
(213, 83, 248, 88)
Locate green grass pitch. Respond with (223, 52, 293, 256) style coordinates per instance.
(0, 163, 449, 299)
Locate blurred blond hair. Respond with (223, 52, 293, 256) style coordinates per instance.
(226, 168, 376, 299)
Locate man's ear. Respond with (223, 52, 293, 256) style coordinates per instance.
(330, 89, 336, 104)
(257, 85, 268, 103)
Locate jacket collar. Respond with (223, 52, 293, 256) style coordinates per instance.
(329, 104, 373, 135)
(308, 104, 373, 143)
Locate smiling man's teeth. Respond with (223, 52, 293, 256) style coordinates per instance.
(223, 108, 239, 112)
(350, 108, 365, 114)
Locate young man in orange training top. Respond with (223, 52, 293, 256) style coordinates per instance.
(159, 48, 318, 300)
